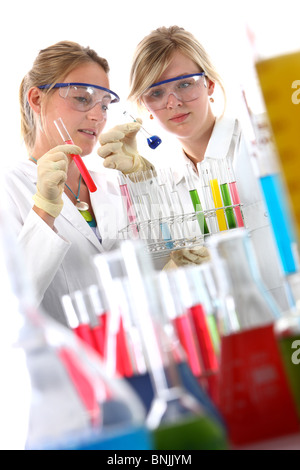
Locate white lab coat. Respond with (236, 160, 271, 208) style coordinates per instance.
(149, 115, 289, 312)
(2, 158, 126, 326)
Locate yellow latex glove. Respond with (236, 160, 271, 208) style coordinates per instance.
(163, 246, 211, 270)
(32, 144, 82, 218)
(97, 121, 154, 174)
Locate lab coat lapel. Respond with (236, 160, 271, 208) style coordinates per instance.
(60, 196, 103, 251)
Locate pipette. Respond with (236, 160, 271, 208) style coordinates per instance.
(54, 118, 97, 193)
(123, 111, 162, 149)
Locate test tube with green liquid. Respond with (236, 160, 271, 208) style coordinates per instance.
(185, 165, 209, 235)
(217, 159, 237, 229)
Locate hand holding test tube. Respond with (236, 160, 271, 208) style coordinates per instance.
(54, 118, 97, 193)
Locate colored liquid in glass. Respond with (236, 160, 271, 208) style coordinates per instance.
(229, 181, 245, 227)
(259, 173, 298, 274)
(189, 189, 209, 234)
(220, 183, 237, 229)
(153, 414, 227, 450)
(209, 179, 227, 231)
(278, 333, 300, 419)
(217, 324, 299, 445)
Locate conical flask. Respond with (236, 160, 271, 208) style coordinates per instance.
(0, 183, 152, 451)
(93, 240, 228, 450)
(207, 228, 299, 446)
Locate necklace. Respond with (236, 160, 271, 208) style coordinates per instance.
(65, 175, 89, 212)
(29, 156, 89, 212)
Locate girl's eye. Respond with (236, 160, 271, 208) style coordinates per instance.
(177, 80, 194, 89)
(76, 96, 89, 103)
(150, 88, 164, 99)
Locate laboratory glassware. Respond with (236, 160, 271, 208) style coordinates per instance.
(0, 189, 151, 450)
(207, 228, 299, 445)
(185, 164, 209, 235)
(54, 117, 97, 193)
(123, 111, 162, 149)
(93, 240, 228, 450)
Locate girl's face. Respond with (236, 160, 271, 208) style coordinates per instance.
(39, 62, 111, 156)
(144, 51, 215, 140)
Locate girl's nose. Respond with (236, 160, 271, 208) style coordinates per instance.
(87, 102, 106, 122)
(166, 93, 183, 109)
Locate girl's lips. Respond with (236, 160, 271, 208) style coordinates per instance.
(78, 129, 97, 139)
(169, 113, 189, 123)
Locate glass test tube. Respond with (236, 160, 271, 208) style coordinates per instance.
(118, 172, 139, 239)
(138, 169, 173, 248)
(217, 159, 237, 229)
(185, 165, 209, 235)
(130, 171, 162, 242)
(61, 291, 96, 349)
(148, 169, 175, 249)
(205, 159, 228, 232)
(225, 157, 245, 228)
(197, 162, 219, 235)
(54, 118, 97, 193)
(159, 168, 193, 242)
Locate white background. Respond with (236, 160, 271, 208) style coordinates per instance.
(1, 0, 299, 168)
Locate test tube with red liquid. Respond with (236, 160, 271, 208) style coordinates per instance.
(54, 117, 97, 193)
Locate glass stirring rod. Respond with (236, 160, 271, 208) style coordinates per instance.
(123, 111, 162, 149)
(54, 118, 97, 192)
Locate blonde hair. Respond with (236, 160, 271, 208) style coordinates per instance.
(128, 25, 226, 113)
(20, 41, 110, 150)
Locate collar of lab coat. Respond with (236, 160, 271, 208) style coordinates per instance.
(173, 115, 238, 185)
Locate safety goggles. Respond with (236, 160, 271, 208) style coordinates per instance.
(38, 82, 120, 112)
(142, 73, 206, 111)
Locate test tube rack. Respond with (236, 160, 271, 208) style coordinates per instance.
(118, 161, 245, 259)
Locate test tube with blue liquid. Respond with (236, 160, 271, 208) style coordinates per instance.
(242, 95, 299, 276)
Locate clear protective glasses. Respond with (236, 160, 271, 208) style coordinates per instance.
(142, 73, 206, 111)
(38, 82, 120, 113)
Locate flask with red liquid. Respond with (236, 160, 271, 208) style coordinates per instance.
(207, 228, 300, 446)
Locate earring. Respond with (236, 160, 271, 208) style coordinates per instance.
(150, 114, 154, 120)
(209, 97, 214, 103)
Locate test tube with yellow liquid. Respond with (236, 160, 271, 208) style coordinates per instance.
(206, 158, 227, 232)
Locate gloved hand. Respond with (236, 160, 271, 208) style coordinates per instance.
(163, 245, 211, 270)
(32, 144, 82, 218)
(97, 121, 154, 174)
